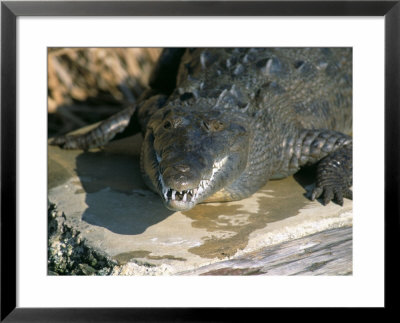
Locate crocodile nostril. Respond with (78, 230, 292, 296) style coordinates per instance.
(173, 164, 190, 172)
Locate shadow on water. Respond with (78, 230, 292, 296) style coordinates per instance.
(73, 136, 173, 235)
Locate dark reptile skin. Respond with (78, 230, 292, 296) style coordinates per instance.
(52, 48, 353, 210)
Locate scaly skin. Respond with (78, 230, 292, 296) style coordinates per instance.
(51, 48, 353, 211)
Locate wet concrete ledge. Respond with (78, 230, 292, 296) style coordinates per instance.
(48, 134, 353, 276)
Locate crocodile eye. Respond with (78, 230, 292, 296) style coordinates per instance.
(203, 120, 225, 132)
(210, 120, 224, 132)
(163, 120, 172, 129)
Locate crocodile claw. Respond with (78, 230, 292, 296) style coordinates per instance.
(310, 185, 352, 206)
(50, 134, 87, 150)
(50, 135, 68, 147)
(309, 145, 352, 206)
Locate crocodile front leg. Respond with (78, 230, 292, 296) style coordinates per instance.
(281, 129, 352, 205)
(50, 104, 136, 150)
(50, 93, 168, 150)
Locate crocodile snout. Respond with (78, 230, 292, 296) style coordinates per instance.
(173, 164, 190, 172)
(162, 163, 203, 192)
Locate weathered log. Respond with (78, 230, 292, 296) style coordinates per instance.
(178, 226, 352, 276)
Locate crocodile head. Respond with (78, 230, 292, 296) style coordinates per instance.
(141, 104, 250, 211)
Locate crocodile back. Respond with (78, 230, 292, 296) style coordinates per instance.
(174, 48, 352, 135)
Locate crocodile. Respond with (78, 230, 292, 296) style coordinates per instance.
(51, 48, 352, 212)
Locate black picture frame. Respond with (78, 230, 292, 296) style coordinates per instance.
(1, 1, 398, 321)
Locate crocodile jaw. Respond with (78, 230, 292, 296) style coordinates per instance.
(156, 154, 228, 211)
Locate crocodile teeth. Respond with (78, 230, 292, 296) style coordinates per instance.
(157, 156, 229, 204)
(156, 152, 162, 163)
